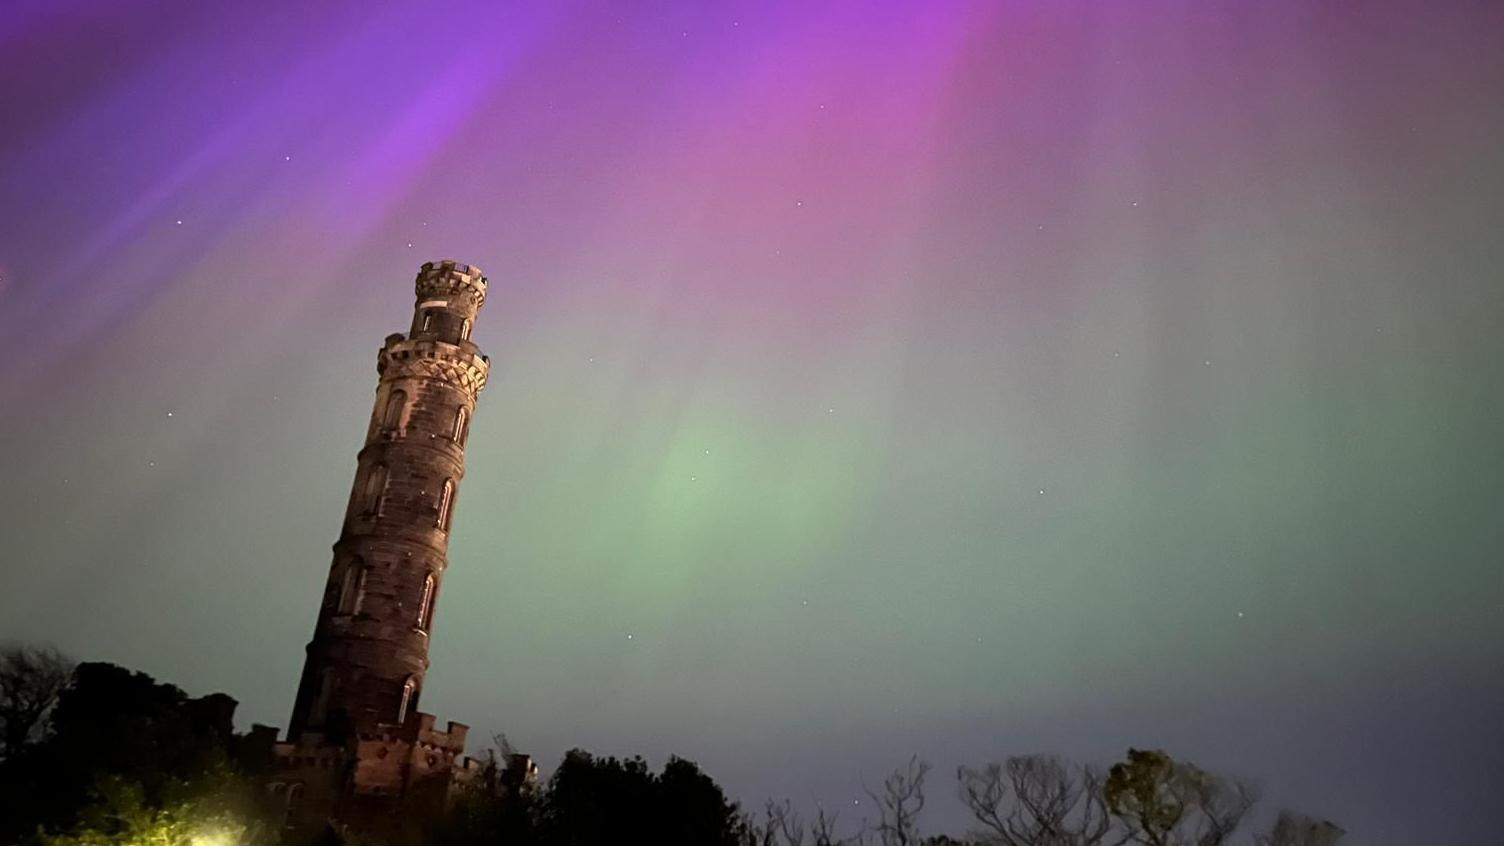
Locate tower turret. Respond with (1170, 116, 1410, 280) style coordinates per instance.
(287, 260, 491, 741)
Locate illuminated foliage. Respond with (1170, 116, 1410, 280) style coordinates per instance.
(38, 769, 273, 846)
(0, 661, 274, 846)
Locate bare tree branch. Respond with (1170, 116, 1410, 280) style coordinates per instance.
(959, 755, 1111, 846)
(1181, 768, 1257, 846)
(865, 756, 930, 846)
(813, 805, 863, 846)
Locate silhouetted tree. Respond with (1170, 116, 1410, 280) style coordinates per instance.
(0, 649, 1346, 846)
(536, 750, 653, 844)
(532, 749, 743, 846)
(1103, 749, 1257, 846)
(746, 799, 800, 846)
(0, 660, 271, 845)
(437, 772, 537, 846)
(866, 756, 930, 846)
(957, 754, 1110, 845)
(811, 806, 863, 846)
(743, 798, 868, 846)
(0, 644, 73, 760)
(659, 756, 745, 845)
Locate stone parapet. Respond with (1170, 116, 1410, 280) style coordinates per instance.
(377, 337, 491, 397)
(415, 260, 487, 309)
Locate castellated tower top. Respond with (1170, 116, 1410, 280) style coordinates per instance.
(416, 259, 488, 309)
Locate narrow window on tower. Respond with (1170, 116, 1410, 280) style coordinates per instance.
(351, 566, 368, 615)
(417, 573, 435, 631)
(339, 558, 368, 614)
(452, 406, 468, 444)
(460, 318, 472, 341)
(421, 311, 434, 333)
(364, 464, 388, 515)
(397, 677, 415, 724)
(436, 479, 454, 530)
(337, 559, 359, 613)
(311, 668, 336, 723)
(382, 390, 406, 433)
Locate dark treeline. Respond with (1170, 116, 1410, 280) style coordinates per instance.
(0, 647, 271, 846)
(0, 645, 1343, 846)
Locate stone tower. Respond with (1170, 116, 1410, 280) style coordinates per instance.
(287, 259, 489, 741)
(266, 261, 516, 840)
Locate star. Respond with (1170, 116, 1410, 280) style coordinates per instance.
(1204, 360, 1211, 366)
(175, 219, 183, 226)
(166, 411, 173, 417)
(1131, 201, 1139, 207)
(626, 633, 634, 640)
(284, 155, 292, 161)
(795, 200, 803, 207)
(1038, 488, 1046, 495)
(1236, 611, 1245, 618)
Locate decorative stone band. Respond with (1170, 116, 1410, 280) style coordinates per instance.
(378, 340, 490, 397)
(415, 260, 487, 309)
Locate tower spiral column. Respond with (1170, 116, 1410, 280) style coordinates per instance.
(288, 260, 490, 741)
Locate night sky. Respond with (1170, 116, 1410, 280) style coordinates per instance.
(2, 1, 1502, 842)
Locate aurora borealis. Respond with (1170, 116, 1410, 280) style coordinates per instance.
(2, 1, 1502, 841)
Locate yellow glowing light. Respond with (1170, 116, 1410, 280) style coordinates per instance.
(191, 830, 233, 846)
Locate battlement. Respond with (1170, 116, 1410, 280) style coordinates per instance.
(416, 259, 488, 308)
(376, 337, 491, 396)
(412, 712, 470, 752)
